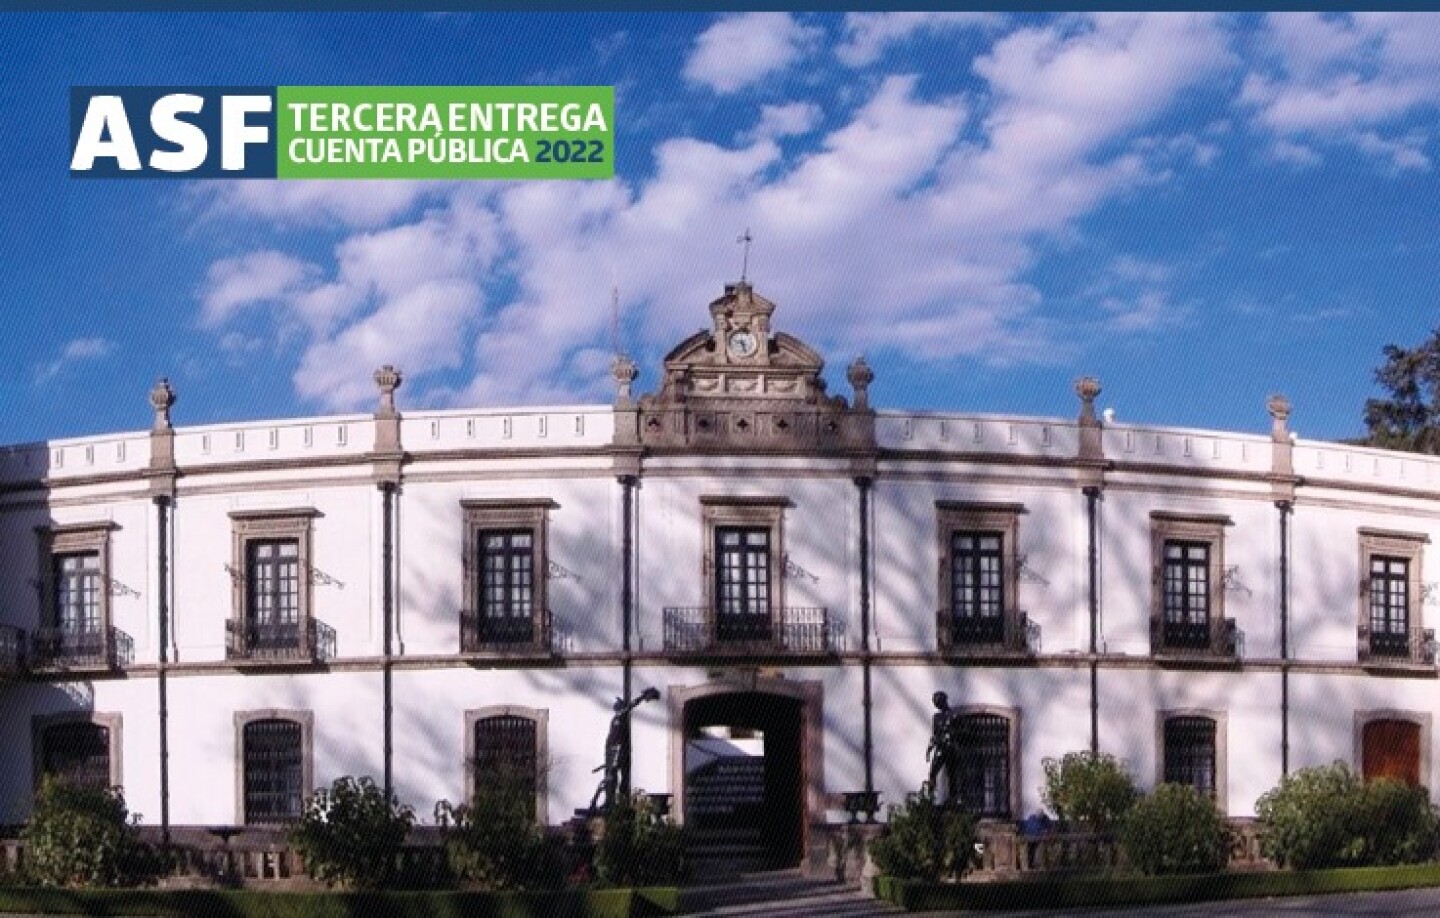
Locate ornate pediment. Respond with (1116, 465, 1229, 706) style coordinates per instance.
(615, 281, 876, 456)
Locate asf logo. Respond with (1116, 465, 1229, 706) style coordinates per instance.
(70, 87, 277, 178)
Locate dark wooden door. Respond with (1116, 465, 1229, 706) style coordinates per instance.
(1362, 719, 1421, 786)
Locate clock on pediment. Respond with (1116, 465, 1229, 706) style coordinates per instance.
(625, 279, 877, 454)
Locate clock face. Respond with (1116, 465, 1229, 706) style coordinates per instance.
(728, 330, 759, 358)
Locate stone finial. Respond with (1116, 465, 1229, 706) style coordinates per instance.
(1267, 393, 1291, 440)
(374, 365, 403, 418)
(847, 356, 874, 411)
(612, 354, 639, 405)
(149, 378, 176, 431)
(1074, 376, 1102, 426)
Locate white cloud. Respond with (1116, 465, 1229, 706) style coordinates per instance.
(1242, 12, 1440, 170)
(194, 13, 1242, 412)
(748, 102, 823, 141)
(201, 251, 319, 328)
(837, 12, 1002, 67)
(199, 180, 444, 229)
(683, 13, 822, 94)
(34, 337, 115, 385)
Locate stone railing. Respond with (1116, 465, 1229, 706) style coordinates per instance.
(971, 818, 1269, 879)
(0, 826, 450, 890)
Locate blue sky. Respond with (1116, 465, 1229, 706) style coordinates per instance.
(3, 11, 1439, 446)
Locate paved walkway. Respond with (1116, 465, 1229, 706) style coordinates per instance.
(972, 885, 1440, 917)
(677, 873, 1440, 917)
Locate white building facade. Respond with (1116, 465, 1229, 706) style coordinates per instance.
(0, 282, 1435, 868)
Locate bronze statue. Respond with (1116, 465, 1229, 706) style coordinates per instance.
(590, 686, 661, 813)
(926, 690, 960, 803)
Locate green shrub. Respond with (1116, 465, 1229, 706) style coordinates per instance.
(1120, 783, 1228, 876)
(1358, 778, 1440, 866)
(593, 793, 685, 887)
(289, 775, 415, 889)
(1255, 761, 1366, 869)
(1256, 763, 1440, 870)
(22, 775, 153, 888)
(435, 767, 564, 891)
(868, 790, 978, 882)
(1041, 751, 1139, 833)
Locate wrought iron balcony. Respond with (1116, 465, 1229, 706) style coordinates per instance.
(661, 606, 838, 656)
(0, 624, 25, 677)
(1361, 626, 1435, 667)
(225, 618, 336, 663)
(30, 625, 133, 671)
(936, 610, 1038, 656)
(459, 607, 554, 655)
(1152, 616, 1240, 660)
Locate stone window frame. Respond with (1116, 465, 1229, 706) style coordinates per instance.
(234, 709, 314, 826)
(1357, 528, 1428, 664)
(460, 499, 557, 625)
(229, 509, 320, 637)
(1155, 709, 1228, 813)
(1150, 512, 1233, 656)
(948, 704, 1022, 821)
(935, 502, 1025, 652)
(31, 711, 123, 791)
(1355, 709, 1432, 789)
(36, 521, 120, 634)
(463, 705, 549, 823)
(699, 496, 791, 625)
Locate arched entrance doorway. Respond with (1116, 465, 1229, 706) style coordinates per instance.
(669, 679, 822, 872)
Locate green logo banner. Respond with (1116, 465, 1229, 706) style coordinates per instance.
(276, 85, 613, 179)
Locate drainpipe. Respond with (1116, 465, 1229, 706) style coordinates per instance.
(1085, 486, 1101, 756)
(1074, 377, 1105, 758)
(154, 495, 171, 847)
(146, 379, 176, 846)
(857, 476, 874, 808)
(371, 366, 404, 801)
(620, 474, 636, 799)
(1278, 499, 1292, 776)
(381, 481, 395, 798)
(1266, 395, 1296, 780)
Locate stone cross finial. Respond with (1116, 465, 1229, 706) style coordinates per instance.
(1267, 393, 1291, 441)
(1074, 376, 1102, 426)
(374, 365, 403, 418)
(149, 378, 176, 431)
(612, 354, 638, 405)
(847, 356, 874, 411)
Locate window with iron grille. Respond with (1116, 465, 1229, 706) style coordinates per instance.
(52, 552, 102, 633)
(715, 526, 771, 640)
(473, 714, 538, 819)
(40, 721, 111, 791)
(1164, 716, 1217, 798)
(953, 713, 1011, 818)
(951, 532, 1004, 644)
(1369, 556, 1410, 657)
(243, 718, 304, 824)
(1163, 541, 1211, 648)
(477, 530, 535, 642)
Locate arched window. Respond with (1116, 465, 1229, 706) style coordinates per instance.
(473, 714, 539, 818)
(953, 713, 1012, 819)
(242, 718, 304, 823)
(41, 721, 111, 790)
(466, 707, 547, 821)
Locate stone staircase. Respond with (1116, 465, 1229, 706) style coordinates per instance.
(680, 869, 902, 917)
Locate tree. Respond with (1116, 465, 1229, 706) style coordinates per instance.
(1363, 328, 1440, 453)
